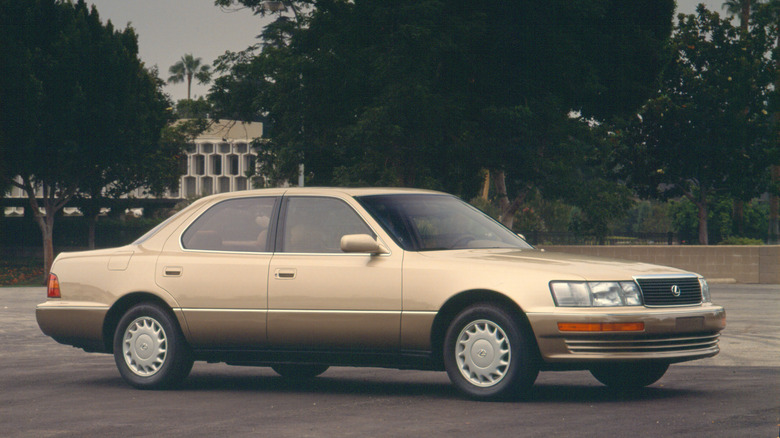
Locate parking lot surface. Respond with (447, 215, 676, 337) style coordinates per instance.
(1, 284, 778, 437)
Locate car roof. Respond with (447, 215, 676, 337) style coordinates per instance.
(196, 186, 446, 202)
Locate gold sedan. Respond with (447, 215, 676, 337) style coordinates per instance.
(37, 188, 725, 400)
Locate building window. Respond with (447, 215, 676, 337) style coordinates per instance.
(228, 154, 239, 176)
(201, 177, 213, 196)
(194, 155, 205, 176)
(218, 177, 230, 193)
(211, 155, 222, 175)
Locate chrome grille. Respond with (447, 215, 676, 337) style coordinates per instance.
(565, 333, 720, 355)
(636, 276, 702, 306)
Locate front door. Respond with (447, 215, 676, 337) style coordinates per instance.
(267, 196, 402, 350)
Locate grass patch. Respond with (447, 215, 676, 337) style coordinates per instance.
(0, 258, 45, 287)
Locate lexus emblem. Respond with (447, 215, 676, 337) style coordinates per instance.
(671, 285, 681, 297)
(477, 349, 488, 358)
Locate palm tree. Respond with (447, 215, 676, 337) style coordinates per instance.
(722, 0, 763, 30)
(167, 54, 211, 100)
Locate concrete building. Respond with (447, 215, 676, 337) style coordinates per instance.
(160, 119, 264, 199)
(4, 120, 265, 217)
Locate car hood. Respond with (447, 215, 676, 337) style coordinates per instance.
(415, 248, 694, 281)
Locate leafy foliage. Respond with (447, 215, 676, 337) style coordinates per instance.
(0, 0, 182, 272)
(211, 0, 674, 234)
(615, 5, 777, 243)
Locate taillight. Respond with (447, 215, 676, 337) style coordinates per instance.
(47, 273, 61, 298)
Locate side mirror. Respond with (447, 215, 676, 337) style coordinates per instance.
(340, 234, 389, 255)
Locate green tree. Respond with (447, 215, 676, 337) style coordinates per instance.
(211, 0, 673, 232)
(753, 0, 780, 242)
(0, 0, 182, 275)
(722, 0, 766, 235)
(616, 5, 775, 244)
(174, 97, 213, 119)
(168, 54, 212, 100)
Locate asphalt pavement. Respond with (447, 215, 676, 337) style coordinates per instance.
(1, 284, 778, 437)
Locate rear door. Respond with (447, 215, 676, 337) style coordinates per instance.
(155, 196, 279, 348)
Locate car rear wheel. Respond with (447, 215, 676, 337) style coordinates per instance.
(113, 303, 193, 389)
(271, 364, 330, 380)
(443, 304, 538, 400)
(589, 362, 669, 389)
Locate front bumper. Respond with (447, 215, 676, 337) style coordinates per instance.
(527, 304, 726, 364)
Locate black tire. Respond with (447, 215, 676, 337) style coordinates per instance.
(443, 304, 539, 401)
(113, 303, 193, 389)
(271, 364, 329, 380)
(590, 362, 669, 389)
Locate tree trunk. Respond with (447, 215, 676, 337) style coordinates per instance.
(481, 169, 490, 201)
(770, 171, 779, 242)
(87, 214, 98, 249)
(82, 200, 101, 250)
(41, 216, 55, 280)
(490, 169, 527, 230)
(17, 177, 75, 283)
(31, 206, 56, 283)
(733, 199, 745, 237)
(697, 200, 709, 245)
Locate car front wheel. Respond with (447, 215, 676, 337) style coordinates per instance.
(113, 303, 193, 389)
(589, 362, 669, 389)
(443, 304, 539, 400)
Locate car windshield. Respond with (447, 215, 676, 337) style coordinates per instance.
(357, 194, 533, 251)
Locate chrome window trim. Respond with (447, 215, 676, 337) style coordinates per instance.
(179, 248, 274, 255)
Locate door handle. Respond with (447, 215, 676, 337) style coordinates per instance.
(163, 266, 183, 277)
(274, 268, 297, 279)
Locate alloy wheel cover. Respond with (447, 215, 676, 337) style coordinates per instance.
(455, 319, 511, 387)
(122, 316, 168, 377)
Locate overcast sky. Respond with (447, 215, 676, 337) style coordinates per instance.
(87, 0, 270, 102)
(87, 0, 727, 103)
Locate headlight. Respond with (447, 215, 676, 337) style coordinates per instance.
(550, 281, 644, 307)
(699, 278, 711, 303)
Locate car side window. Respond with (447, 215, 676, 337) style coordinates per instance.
(181, 197, 277, 252)
(281, 197, 374, 253)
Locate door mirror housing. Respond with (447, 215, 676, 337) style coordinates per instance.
(340, 234, 389, 254)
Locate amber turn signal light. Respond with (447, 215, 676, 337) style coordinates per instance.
(558, 322, 644, 332)
(47, 273, 61, 298)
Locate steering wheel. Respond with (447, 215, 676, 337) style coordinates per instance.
(450, 235, 475, 249)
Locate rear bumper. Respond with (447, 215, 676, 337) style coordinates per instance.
(528, 304, 726, 364)
(36, 302, 109, 352)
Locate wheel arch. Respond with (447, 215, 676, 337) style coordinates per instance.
(102, 292, 181, 353)
(430, 289, 539, 370)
